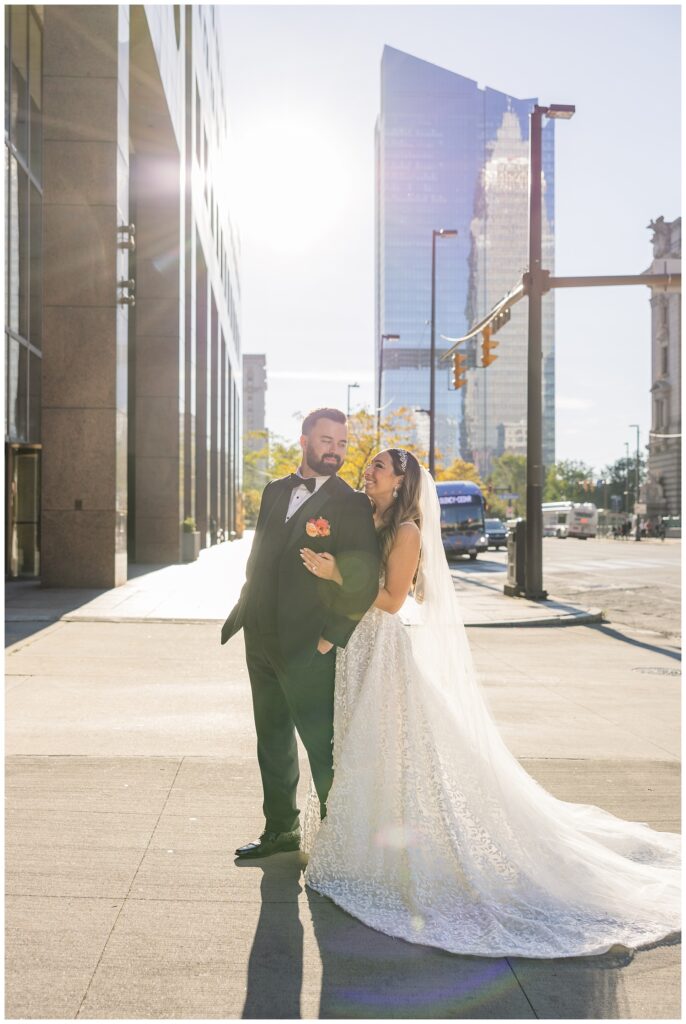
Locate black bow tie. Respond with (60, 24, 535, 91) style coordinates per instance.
(287, 474, 317, 493)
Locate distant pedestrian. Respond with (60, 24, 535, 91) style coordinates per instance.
(658, 519, 667, 541)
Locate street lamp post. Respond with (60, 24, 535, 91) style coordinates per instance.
(524, 103, 574, 600)
(429, 228, 458, 477)
(629, 423, 641, 540)
(377, 333, 400, 444)
(347, 382, 360, 419)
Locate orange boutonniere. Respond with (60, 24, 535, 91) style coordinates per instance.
(306, 516, 331, 538)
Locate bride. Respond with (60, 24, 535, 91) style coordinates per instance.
(297, 447, 680, 959)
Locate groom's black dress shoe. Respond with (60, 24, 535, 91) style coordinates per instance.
(235, 829, 301, 859)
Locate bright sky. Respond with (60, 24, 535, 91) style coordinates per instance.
(221, 3, 681, 474)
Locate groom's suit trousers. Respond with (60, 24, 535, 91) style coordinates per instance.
(243, 626, 336, 834)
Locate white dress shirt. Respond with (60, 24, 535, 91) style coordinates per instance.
(285, 471, 330, 522)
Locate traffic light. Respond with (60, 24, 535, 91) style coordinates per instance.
(490, 306, 511, 334)
(452, 351, 468, 389)
(482, 325, 499, 367)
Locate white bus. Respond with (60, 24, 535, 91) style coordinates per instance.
(541, 501, 598, 539)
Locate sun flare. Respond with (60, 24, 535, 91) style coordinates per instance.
(235, 111, 353, 254)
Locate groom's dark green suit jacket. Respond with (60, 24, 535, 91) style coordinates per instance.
(221, 474, 380, 668)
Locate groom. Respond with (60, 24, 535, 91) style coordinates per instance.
(221, 408, 380, 859)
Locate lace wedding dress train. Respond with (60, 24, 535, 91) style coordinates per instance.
(302, 469, 680, 959)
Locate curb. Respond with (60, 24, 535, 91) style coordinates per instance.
(6, 606, 607, 633)
(465, 609, 605, 629)
(56, 610, 605, 629)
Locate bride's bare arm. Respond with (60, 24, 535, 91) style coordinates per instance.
(374, 522, 421, 614)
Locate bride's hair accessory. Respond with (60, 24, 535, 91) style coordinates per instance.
(396, 449, 409, 473)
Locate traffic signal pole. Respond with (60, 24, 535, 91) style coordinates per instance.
(429, 233, 437, 478)
(525, 106, 547, 600)
(439, 97, 680, 602)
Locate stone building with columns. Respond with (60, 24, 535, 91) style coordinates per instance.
(5, 5, 242, 586)
(639, 216, 681, 524)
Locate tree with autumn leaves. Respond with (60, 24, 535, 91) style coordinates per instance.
(242, 407, 496, 525)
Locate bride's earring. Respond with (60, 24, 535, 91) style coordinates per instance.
(392, 486, 399, 499)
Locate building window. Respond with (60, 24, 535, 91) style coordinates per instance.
(10, 5, 28, 161)
(29, 180, 41, 347)
(654, 398, 663, 431)
(8, 153, 29, 338)
(195, 81, 201, 164)
(28, 9, 41, 181)
(28, 346, 40, 438)
(5, 4, 43, 445)
(661, 344, 668, 376)
(7, 334, 28, 439)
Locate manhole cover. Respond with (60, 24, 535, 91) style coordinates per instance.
(632, 667, 681, 677)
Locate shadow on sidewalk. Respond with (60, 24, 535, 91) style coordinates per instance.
(4, 579, 106, 647)
(588, 623, 682, 661)
(240, 856, 304, 1019)
(238, 854, 663, 1018)
(5, 561, 194, 647)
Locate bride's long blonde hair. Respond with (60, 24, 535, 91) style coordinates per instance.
(371, 449, 422, 570)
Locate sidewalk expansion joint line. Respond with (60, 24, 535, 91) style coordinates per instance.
(505, 958, 539, 1018)
(74, 755, 186, 1019)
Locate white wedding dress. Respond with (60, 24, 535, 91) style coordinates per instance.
(302, 468, 680, 958)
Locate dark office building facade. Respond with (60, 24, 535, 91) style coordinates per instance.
(5, 5, 242, 586)
(376, 46, 555, 474)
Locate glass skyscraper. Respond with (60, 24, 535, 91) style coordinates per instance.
(376, 46, 555, 474)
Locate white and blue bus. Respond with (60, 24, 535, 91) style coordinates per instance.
(541, 501, 598, 539)
(435, 481, 489, 560)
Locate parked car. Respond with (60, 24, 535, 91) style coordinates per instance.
(485, 518, 508, 550)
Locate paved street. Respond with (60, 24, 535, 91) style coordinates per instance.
(450, 537, 681, 639)
(4, 540, 681, 1020)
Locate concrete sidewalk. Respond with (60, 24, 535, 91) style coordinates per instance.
(5, 534, 603, 649)
(5, 572, 681, 1019)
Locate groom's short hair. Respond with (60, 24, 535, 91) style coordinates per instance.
(301, 408, 347, 435)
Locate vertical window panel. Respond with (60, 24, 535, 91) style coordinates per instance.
(5, 147, 10, 327)
(28, 348, 41, 441)
(5, 334, 9, 437)
(5, 7, 10, 137)
(28, 11, 42, 182)
(8, 156, 29, 339)
(8, 335, 28, 440)
(13, 449, 40, 576)
(29, 181, 41, 347)
(10, 6, 28, 159)
(195, 81, 201, 163)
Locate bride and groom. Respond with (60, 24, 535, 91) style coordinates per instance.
(221, 407, 680, 958)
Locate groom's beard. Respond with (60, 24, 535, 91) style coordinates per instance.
(306, 451, 342, 476)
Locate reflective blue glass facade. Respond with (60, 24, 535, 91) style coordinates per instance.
(376, 47, 555, 473)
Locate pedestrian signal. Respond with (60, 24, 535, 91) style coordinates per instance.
(482, 326, 499, 367)
(453, 351, 468, 390)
